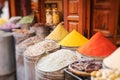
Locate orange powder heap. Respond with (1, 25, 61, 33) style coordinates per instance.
(77, 32, 117, 57)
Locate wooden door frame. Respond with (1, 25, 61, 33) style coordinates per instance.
(87, 0, 119, 43)
(110, 0, 119, 43)
(63, 0, 87, 35)
(9, 0, 22, 17)
(38, 0, 45, 23)
(86, 0, 91, 38)
(9, 0, 16, 17)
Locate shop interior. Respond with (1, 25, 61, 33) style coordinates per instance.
(0, 0, 120, 80)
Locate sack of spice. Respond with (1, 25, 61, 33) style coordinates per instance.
(15, 36, 43, 80)
(35, 49, 77, 80)
(17, 14, 34, 29)
(0, 22, 20, 32)
(12, 29, 35, 44)
(17, 36, 43, 51)
(36, 49, 77, 72)
(32, 23, 51, 38)
(9, 16, 22, 24)
(24, 39, 60, 57)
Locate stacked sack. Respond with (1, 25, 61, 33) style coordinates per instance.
(24, 39, 60, 80)
(16, 36, 43, 80)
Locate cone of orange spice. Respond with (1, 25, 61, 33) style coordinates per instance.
(77, 32, 117, 57)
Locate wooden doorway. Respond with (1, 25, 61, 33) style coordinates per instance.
(90, 0, 119, 42)
(64, 0, 119, 43)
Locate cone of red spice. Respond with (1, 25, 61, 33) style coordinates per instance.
(77, 32, 117, 57)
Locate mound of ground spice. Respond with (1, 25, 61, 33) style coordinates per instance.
(46, 23, 68, 41)
(77, 32, 117, 57)
(0, 18, 6, 26)
(103, 47, 120, 70)
(59, 30, 88, 47)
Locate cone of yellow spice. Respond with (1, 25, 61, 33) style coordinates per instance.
(0, 18, 6, 26)
(46, 23, 68, 41)
(59, 30, 88, 47)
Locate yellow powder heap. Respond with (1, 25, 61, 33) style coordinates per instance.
(103, 47, 120, 70)
(59, 30, 88, 47)
(46, 23, 68, 41)
(0, 18, 6, 26)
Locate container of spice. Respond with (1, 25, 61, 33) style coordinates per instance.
(15, 36, 43, 80)
(0, 22, 20, 32)
(35, 68, 64, 80)
(35, 49, 77, 80)
(24, 40, 60, 80)
(24, 55, 42, 80)
(32, 23, 51, 38)
(12, 29, 35, 44)
(17, 14, 34, 30)
(91, 69, 120, 80)
(0, 31, 16, 80)
(68, 58, 102, 77)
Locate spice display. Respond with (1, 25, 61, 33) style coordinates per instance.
(103, 47, 120, 70)
(77, 32, 117, 57)
(59, 30, 88, 47)
(36, 49, 77, 72)
(24, 40, 60, 57)
(46, 22, 68, 41)
(69, 58, 102, 76)
(91, 69, 120, 80)
(17, 36, 43, 51)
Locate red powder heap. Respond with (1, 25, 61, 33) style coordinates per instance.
(77, 32, 117, 57)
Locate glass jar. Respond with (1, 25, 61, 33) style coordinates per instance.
(52, 8, 60, 25)
(46, 8, 53, 25)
